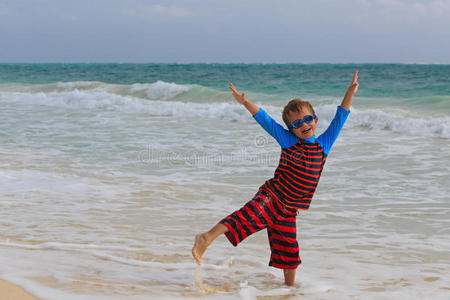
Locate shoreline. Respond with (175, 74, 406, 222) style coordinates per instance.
(0, 279, 40, 300)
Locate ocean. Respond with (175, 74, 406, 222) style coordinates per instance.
(0, 63, 449, 299)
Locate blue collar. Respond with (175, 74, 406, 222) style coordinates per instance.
(302, 135, 316, 144)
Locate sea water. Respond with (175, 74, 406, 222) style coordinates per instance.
(0, 63, 449, 299)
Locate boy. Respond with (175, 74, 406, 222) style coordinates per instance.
(192, 70, 359, 286)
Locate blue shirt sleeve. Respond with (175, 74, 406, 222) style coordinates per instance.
(317, 106, 350, 155)
(253, 108, 299, 149)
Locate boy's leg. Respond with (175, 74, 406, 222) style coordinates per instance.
(266, 200, 301, 285)
(283, 269, 296, 286)
(268, 225, 300, 286)
(192, 199, 268, 265)
(268, 227, 299, 286)
(192, 223, 228, 265)
(193, 189, 271, 265)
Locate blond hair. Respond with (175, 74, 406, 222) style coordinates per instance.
(282, 99, 316, 127)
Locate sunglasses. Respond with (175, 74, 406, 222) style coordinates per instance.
(288, 115, 316, 130)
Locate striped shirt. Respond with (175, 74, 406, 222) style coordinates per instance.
(253, 106, 350, 210)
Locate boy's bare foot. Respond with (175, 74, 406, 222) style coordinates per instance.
(192, 223, 228, 265)
(192, 233, 209, 265)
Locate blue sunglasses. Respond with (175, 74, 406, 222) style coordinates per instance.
(288, 115, 316, 130)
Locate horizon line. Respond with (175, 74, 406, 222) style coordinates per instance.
(1, 61, 449, 65)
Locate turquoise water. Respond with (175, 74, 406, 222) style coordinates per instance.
(1, 63, 449, 98)
(0, 63, 449, 299)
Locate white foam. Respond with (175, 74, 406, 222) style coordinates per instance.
(130, 81, 191, 100)
(1, 273, 128, 300)
(0, 241, 138, 253)
(0, 80, 217, 102)
(239, 285, 294, 300)
(2, 82, 449, 138)
(314, 104, 450, 139)
(91, 251, 215, 270)
(0, 89, 255, 124)
(1, 79, 449, 300)
(348, 106, 450, 138)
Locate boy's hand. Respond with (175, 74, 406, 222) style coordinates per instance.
(347, 70, 359, 95)
(229, 83, 259, 116)
(229, 83, 249, 105)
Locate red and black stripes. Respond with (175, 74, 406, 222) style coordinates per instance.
(220, 189, 301, 270)
(263, 140, 327, 210)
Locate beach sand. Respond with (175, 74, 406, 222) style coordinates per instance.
(0, 280, 40, 300)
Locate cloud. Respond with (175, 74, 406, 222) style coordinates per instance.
(123, 3, 192, 20)
(371, 0, 449, 16)
(345, 0, 450, 34)
(153, 4, 191, 17)
(0, 0, 449, 63)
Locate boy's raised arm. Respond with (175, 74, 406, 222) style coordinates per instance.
(340, 70, 359, 110)
(228, 83, 298, 148)
(317, 70, 358, 155)
(229, 83, 260, 116)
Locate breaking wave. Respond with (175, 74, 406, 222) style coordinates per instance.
(1, 81, 449, 139)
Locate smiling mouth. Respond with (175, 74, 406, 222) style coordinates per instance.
(302, 128, 312, 134)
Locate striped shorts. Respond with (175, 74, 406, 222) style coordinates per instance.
(220, 188, 301, 269)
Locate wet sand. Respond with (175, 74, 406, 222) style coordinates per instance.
(0, 279, 40, 300)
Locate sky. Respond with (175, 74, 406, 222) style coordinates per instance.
(0, 0, 449, 63)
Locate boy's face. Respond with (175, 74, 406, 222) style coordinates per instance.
(288, 108, 318, 140)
